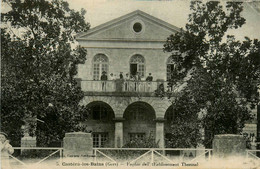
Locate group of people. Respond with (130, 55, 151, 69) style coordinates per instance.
(100, 71, 154, 91)
(100, 71, 153, 81)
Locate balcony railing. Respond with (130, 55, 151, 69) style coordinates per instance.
(80, 80, 171, 93)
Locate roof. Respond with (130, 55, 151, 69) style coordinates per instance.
(76, 10, 181, 40)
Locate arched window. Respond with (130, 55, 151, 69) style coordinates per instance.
(130, 54, 145, 77)
(166, 56, 175, 81)
(93, 54, 108, 80)
(167, 53, 182, 81)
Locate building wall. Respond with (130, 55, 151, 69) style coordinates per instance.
(80, 96, 171, 119)
(80, 96, 171, 147)
(77, 48, 171, 81)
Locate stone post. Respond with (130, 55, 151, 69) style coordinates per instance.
(114, 117, 124, 148)
(213, 134, 246, 158)
(63, 132, 93, 158)
(155, 118, 165, 148)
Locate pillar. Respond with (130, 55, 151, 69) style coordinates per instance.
(114, 117, 124, 148)
(213, 134, 246, 158)
(63, 132, 93, 157)
(155, 118, 165, 148)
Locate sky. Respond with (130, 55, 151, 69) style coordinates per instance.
(65, 0, 260, 40)
(1, 0, 259, 40)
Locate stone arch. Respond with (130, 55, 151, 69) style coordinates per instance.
(81, 96, 117, 115)
(123, 101, 156, 118)
(85, 101, 115, 120)
(123, 101, 156, 145)
(153, 100, 172, 119)
(120, 97, 171, 119)
(121, 98, 155, 116)
(83, 100, 115, 148)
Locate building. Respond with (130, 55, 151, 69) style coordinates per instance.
(75, 10, 257, 149)
(75, 10, 182, 148)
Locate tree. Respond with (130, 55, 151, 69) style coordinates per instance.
(163, 1, 260, 148)
(1, 0, 90, 146)
(165, 92, 202, 148)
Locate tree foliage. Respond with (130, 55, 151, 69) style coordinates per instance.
(165, 94, 202, 148)
(1, 0, 90, 146)
(163, 1, 259, 148)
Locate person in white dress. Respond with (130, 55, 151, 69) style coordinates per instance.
(0, 132, 14, 169)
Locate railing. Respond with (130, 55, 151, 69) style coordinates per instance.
(8, 147, 260, 168)
(9, 147, 63, 168)
(80, 80, 171, 93)
(8, 147, 212, 168)
(246, 149, 260, 160)
(92, 148, 213, 166)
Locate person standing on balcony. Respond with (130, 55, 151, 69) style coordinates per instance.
(119, 72, 124, 79)
(134, 72, 141, 91)
(124, 73, 130, 91)
(0, 132, 14, 169)
(146, 73, 153, 92)
(109, 73, 115, 91)
(101, 71, 108, 91)
(118, 72, 124, 92)
(109, 73, 114, 80)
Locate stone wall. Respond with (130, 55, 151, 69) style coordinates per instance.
(80, 95, 171, 119)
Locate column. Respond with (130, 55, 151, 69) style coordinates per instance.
(114, 117, 124, 148)
(155, 118, 165, 148)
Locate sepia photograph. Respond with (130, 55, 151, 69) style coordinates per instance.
(1, 0, 260, 168)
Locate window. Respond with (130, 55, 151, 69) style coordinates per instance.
(129, 133, 145, 141)
(132, 111, 144, 120)
(133, 22, 142, 33)
(167, 54, 182, 81)
(166, 56, 175, 81)
(130, 54, 145, 77)
(92, 105, 108, 121)
(93, 54, 108, 80)
(93, 133, 108, 148)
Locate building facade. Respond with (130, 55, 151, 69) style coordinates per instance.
(75, 10, 257, 149)
(75, 10, 182, 148)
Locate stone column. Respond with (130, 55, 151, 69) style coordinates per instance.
(155, 118, 165, 148)
(114, 117, 124, 148)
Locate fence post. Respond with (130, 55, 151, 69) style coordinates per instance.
(94, 149, 97, 162)
(59, 149, 62, 165)
(151, 149, 154, 164)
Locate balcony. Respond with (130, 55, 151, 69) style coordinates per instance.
(79, 80, 171, 96)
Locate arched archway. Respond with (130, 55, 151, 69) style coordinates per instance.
(83, 101, 115, 147)
(123, 101, 156, 145)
